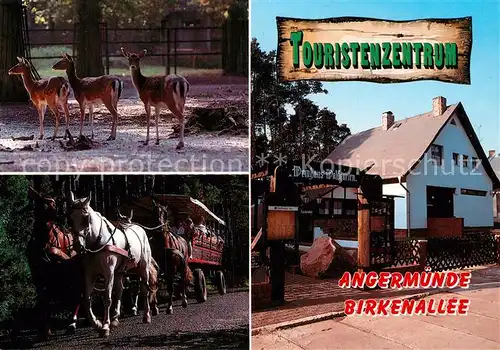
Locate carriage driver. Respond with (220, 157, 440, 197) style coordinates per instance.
(176, 216, 194, 259)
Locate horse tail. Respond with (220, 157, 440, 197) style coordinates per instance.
(148, 259, 158, 293)
(185, 264, 193, 284)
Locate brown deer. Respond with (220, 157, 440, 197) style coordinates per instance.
(120, 47, 189, 149)
(8, 57, 71, 140)
(52, 54, 123, 140)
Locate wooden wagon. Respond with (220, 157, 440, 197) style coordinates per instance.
(120, 194, 227, 303)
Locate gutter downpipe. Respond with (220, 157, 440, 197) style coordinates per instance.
(398, 176, 411, 238)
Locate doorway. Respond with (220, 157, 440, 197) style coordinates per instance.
(427, 186, 454, 218)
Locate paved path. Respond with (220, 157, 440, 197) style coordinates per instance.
(252, 265, 500, 329)
(253, 283, 500, 349)
(3, 290, 249, 349)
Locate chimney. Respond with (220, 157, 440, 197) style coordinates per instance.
(489, 150, 496, 158)
(432, 96, 447, 116)
(382, 111, 394, 130)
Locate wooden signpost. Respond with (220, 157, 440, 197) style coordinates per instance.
(267, 205, 298, 241)
(277, 17, 472, 84)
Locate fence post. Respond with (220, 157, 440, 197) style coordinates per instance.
(417, 239, 428, 271)
(496, 234, 500, 265)
(166, 28, 170, 75)
(104, 22, 109, 75)
(72, 22, 77, 57)
(173, 27, 177, 75)
(357, 191, 371, 271)
(160, 20, 165, 67)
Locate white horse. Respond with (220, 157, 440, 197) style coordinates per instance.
(68, 192, 158, 337)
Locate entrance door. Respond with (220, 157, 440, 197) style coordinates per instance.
(427, 186, 454, 218)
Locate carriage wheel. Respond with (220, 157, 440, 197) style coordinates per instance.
(193, 269, 207, 303)
(215, 270, 226, 295)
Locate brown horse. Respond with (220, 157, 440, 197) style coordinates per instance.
(27, 188, 83, 338)
(152, 200, 193, 314)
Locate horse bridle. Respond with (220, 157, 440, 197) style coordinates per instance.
(71, 208, 118, 255)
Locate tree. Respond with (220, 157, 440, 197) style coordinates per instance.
(26, 0, 244, 28)
(0, 0, 29, 102)
(251, 38, 349, 166)
(75, 0, 103, 77)
(0, 176, 35, 323)
(316, 108, 351, 159)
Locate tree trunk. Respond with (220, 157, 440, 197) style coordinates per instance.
(75, 0, 103, 77)
(222, 3, 248, 76)
(0, 0, 29, 102)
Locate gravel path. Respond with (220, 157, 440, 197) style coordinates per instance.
(3, 290, 249, 349)
(0, 76, 248, 173)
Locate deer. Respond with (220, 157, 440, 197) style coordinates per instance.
(8, 57, 71, 140)
(120, 47, 189, 149)
(52, 53, 123, 140)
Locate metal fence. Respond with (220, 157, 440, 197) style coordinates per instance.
(26, 21, 224, 75)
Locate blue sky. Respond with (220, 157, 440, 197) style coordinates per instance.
(251, 0, 500, 153)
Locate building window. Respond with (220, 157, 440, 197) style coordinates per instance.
(319, 198, 330, 215)
(452, 153, 459, 166)
(462, 155, 469, 168)
(333, 200, 342, 215)
(472, 157, 479, 168)
(344, 200, 357, 216)
(430, 144, 443, 165)
(461, 188, 487, 196)
(450, 118, 457, 125)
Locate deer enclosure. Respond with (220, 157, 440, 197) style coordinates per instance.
(0, 0, 249, 172)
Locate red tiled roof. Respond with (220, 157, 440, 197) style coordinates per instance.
(327, 103, 460, 179)
(327, 102, 499, 189)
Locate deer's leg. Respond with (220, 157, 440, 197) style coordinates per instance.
(155, 106, 160, 145)
(79, 102, 86, 138)
(61, 100, 70, 140)
(37, 105, 46, 140)
(103, 98, 118, 141)
(167, 97, 185, 149)
(144, 103, 151, 145)
(88, 104, 95, 139)
(176, 113, 185, 150)
(47, 100, 60, 140)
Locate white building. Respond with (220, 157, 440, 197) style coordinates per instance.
(489, 151, 500, 227)
(328, 96, 500, 238)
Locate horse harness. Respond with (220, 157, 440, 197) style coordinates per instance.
(43, 222, 73, 262)
(79, 213, 136, 269)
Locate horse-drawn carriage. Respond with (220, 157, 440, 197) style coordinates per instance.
(120, 194, 227, 304)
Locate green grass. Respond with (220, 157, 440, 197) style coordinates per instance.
(30, 46, 222, 78)
(36, 65, 222, 78)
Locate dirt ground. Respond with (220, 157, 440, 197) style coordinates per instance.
(0, 75, 248, 173)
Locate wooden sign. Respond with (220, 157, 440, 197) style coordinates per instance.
(277, 17, 472, 84)
(267, 210, 296, 240)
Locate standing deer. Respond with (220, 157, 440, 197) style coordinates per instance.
(52, 54, 123, 140)
(8, 57, 71, 140)
(120, 47, 189, 149)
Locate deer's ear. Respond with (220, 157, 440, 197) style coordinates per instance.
(121, 47, 130, 58)
(139, 49, 147, 58)
(17, 57, 23, 62)
(64, 53, 73, 61)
